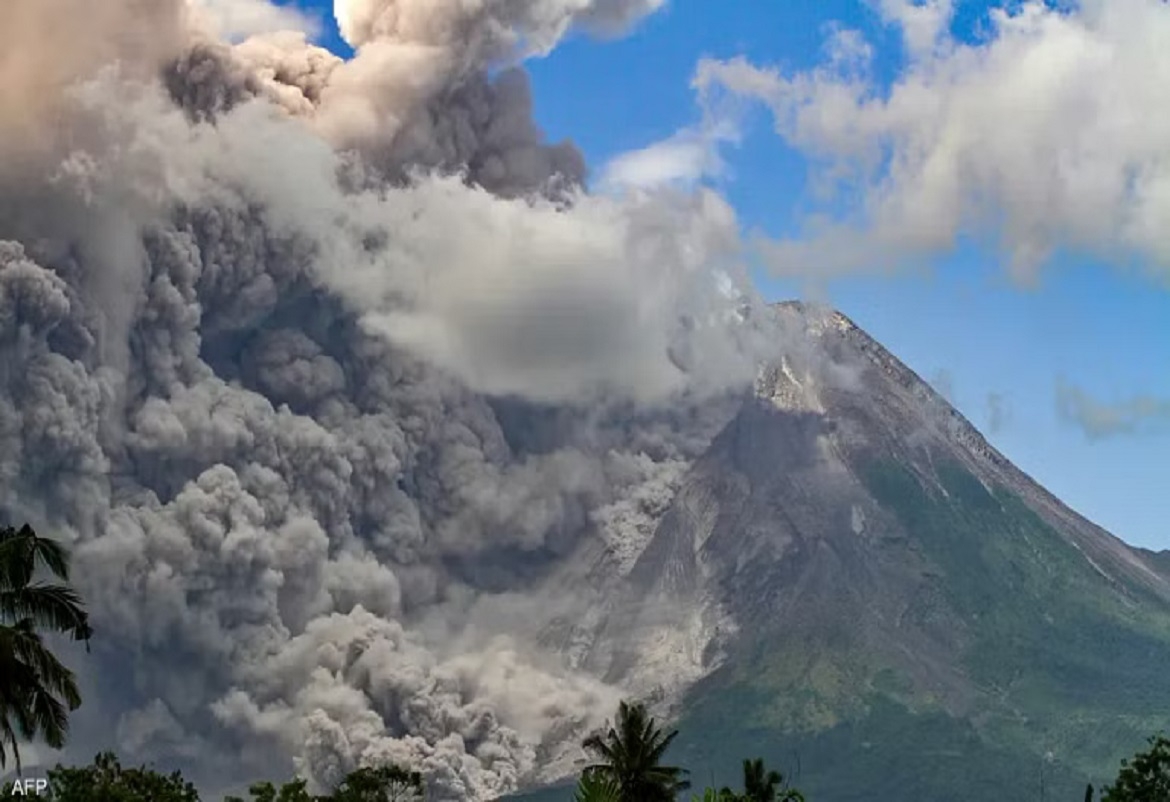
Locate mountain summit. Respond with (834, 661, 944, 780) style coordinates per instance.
(536, 301, 1170, 801)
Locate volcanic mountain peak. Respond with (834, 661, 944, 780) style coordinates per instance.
(547, 300, 1170, 801)
(760, 301, 1168, 598)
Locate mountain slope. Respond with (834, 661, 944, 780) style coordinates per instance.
(535, 302, 1170, 801)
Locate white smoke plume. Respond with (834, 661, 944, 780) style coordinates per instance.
(694, 0, 1170, 283)
(0, 0, 776, 799)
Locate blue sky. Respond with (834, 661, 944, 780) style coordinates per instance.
(292, 0, 1168, 550)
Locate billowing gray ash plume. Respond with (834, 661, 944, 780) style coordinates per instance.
(0, 0, 776, 798)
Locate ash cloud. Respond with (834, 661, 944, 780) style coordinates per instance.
(0, 0, 776, 799)
(0, 0, 187, 175)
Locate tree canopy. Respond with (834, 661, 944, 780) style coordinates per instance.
(687, 757, 804, 802)
(2, 754, 425, 802)
(1100, 734, 1170, 802)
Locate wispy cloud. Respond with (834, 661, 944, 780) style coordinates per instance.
(930, 368, 954, 402)
(596, 82, 745, 195)
(1056, 378, 1170, 439)
(598, 124, 737, 192)
(986, 391, 1011, 435)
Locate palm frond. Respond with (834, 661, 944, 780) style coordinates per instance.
(0, 711, 23, 774)
(0, 525, 71, 591)
(8, 624, 82, 709)
(0, 530, 33, 593)
(26, 686, 70, 749)
(574, 769, 622, 802)
(646, 728, 679, 764)
(26, 526, 68, 579)
(0, 582, 91, 640)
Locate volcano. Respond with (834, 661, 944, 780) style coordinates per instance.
(522, 301, 1170, 801)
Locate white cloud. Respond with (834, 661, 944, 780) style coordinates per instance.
(598, 122, 738, 192)
(695, 0, 1170, 283)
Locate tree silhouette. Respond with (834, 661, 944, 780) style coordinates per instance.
(582, 700, 691, 802)
(0, 754, 425, 802)
(690, 789, 737, 802)
(1101, 734, 1170, 801)
(225, 778, 315, 802)
(739, 758, 803, 802)
(33, 751, 199, 801)
(330, 765, 425, 802)
(0, 524, 91, 772)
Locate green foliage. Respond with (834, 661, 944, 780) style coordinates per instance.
(1100, 734, 1170, 801)
(0, 754, 425, 802)
(0, 524, 91, 773)
(572, 770, 622, 802)
(222, 765, 425, 802)
(20, 751, 201, 802)
(582, 701, 691, 802)
(224, 778, 315, 802)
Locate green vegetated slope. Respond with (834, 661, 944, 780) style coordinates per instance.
(671, 457, 1170, 802)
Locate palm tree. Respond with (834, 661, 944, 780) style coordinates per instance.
(582, 700, 690, 802)
(573, 769, 622, 802)
(0, 524, 92, 772)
